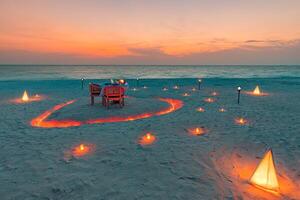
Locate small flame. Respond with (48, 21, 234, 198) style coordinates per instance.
(72, 143, 93, 157)
(188, 127, 206, 136)
(219, 108, 226, 112)
(196, 107, 205, 112)
(204, 98, 215, 103)
(139, 133, 156, 146)
(235, 117, 248, 125)
(80, 144, 85, 151)
(253, 86, 261, 95)
(22, 90, 29, 102)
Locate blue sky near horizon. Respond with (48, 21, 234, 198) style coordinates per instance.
(0, 0, 300, 65)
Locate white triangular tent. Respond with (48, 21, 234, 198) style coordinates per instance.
(249, 149, 279, 192)
(253, 85, 261, 95)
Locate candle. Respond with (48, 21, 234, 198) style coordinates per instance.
(139, 133, 156, 146)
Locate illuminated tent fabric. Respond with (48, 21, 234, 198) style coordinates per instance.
(253, 85, 261, 95)
(250, 149, 279, 192)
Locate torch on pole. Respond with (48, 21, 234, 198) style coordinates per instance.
(198, 79, 202, 90)
(81, 78, 84, 89)
(237, 86, 241, 104)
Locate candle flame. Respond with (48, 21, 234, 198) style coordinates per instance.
(219, 108, 226, 112)
(188, 127, 206, 136)
(22, 90, 29, 102)
(139, 133, 156, 145)
(204, 98, 215, 103)
(250, 149, 279, 193)
(80, 144, 85, 151)
(235, 117, 248, 125)
(196, 107, 205, 112)
(72, 143, 93, 157)
(146, 133, 151, 140)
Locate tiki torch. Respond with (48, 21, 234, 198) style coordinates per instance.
(237, 86, 241, 104)
(81, 78, 84, 89)
(198, 79, 202, 90)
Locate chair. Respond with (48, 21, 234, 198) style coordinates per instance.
(89, 83, 101, 105)
(102, 85, 125, 108)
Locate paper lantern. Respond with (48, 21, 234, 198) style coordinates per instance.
(250, 149, 279, 193)
(22, 90, 29, 102)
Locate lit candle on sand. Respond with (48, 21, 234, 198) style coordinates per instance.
(204, 97, 215, 103)
(235, 117, 248, 125)
(139, 133, 156, 146)
(196, 107, 205, 112)
(188, 127, 206, 136)
(72, 143, 93, 157)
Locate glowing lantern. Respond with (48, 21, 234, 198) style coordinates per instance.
(139, 133, 156, 146)
(235, 117, 248, 125)
(204, 97, 215, 103)
(182, 93, 190, 97)
(119, 79, 125, 84)
(188, 127, 206, 136)
(245, 85, 268, 96)
(250, 149, 279, 193)
(80, 144, 84, 151)
(253, 85, 261, 95)
(196, 107, 205, 112)
(22, 90, 29, 102)
(219, 108, 226, 112)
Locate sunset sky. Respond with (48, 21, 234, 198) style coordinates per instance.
(0, 0, 300, 65)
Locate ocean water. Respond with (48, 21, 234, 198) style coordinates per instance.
(0, 65, 299, 80)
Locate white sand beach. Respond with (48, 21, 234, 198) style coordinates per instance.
(1, 77, 300, 200)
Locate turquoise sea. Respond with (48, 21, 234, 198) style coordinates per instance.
(0, 65, 299, 80)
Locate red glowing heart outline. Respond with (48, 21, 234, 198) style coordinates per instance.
(30, 98, 183, 128)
